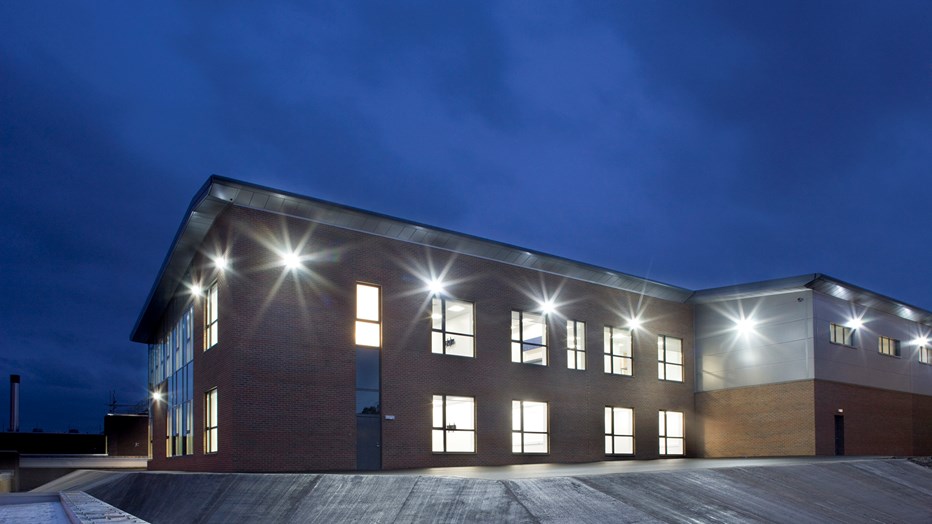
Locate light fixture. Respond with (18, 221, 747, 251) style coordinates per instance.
(846, 317, 863, 329)
(151, 391, 163, 402)
(282, 251, 301, 270)
(628, 316, 642, 330)
(428, 279, 445, 295)
(540, 300, 556, 315)
(189, 283, 203, 296)
(735, 317, 756, 334)
(214, 256, 228, 271)
(915, 336, 929, 347)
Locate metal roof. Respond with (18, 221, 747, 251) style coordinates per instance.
(689, 273, 932, 326)
(131, 176, 693, 342)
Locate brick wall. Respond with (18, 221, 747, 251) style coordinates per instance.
(695, 381, 816, 457)
(146, 204, 696, 472)
(813, 380, 916, 456)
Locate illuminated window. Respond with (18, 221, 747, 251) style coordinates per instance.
(512, 400, 548, 453)
(566, 320, 586, 370)
(511, 311, 547, 365)
(356, 284, 381, 347)
(658, 335, 683, 382)
(829, 323, 854, 346)
(659, 410, 684, 456)
(605, 407, 634, 455)
(165, 308, 194, 458)
(879, 336, 900, 357)
(920, 345, 931, 365)
(432, 395, 475, 453)
(204, 281, 219, 350)
(205, 388, 218, 454)
(604, 326, 632, 376)
(431, 297, 475, 357)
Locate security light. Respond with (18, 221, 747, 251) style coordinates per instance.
(214, 256, 228, 271)
(540, 300, 556, 315)
(735, 317, 756, 334)
(846, 317, 863, 329)
(428, 279, 445, 295)
(915, 336, 929, 346)
(628, 316, 642, 330)
(282, 252, 301, 270)
(189, 283, 203, 296)
(152, 391, 163, 402)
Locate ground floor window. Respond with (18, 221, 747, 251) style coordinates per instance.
(604, 407, 634, 455)
(432, 395, 476, 453)
(205, 388, 218, 453)
(659, 410, 684, 455)
(512, 400, 548, 453)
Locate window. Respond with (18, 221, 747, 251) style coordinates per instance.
(204, 281, 218, 350)
(658, 336, 684, 382)
(829, 323, 853, 346)
(605, 407, 634, 455)
(356, 284, 381, 347)
(205, 388, 218, 453)
(431, 297, 475, 357)
(432, 395, 475, 453)
(920, 344, 931, 365)
(511, 311, 547, 365)
(164, 307, 194, 457)
(879, 336, 900, 357)
(512, 400, 548, 453)
(566, 320, 586, 370)
(604, 326, 632, 375)
(659, 410, 684, 456)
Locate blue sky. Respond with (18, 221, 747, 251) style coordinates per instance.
(1, 1, 930, 432)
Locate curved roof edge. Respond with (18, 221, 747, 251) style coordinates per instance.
(131, 176, 692, 343)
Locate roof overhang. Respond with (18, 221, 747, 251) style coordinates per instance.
(131, 176, 692, 343)
(689, 273, 932, 326)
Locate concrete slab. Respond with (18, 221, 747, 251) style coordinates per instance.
(0, 501, 70, 523)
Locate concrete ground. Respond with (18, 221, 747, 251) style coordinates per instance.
(57, 456, 932, 523)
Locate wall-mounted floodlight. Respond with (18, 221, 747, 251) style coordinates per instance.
(914, 336, 929, 347)
(540, 300, 556, 315)
(735, 317, 756, 334)
(846, 317, 863, 329)
(428, 279, 445, 295)
(151, 391, 163, 402)
(189, 283, 203, 297)
(213, 256, 228, 271)
(627, 316, 642, 330)
(282, 251, 302, 270)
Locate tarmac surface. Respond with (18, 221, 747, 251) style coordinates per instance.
(69, 456, 932, 523)
(5, 457, 931, 523)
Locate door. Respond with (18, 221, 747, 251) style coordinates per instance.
(356, 415, 381, 470)
(356, 346, 381, 470)
(834, 415, 845, 456)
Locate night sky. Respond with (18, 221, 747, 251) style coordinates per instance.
(2, 2, 931, 433)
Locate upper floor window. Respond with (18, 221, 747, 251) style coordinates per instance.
(605, 406, 634, 455)
(604, 326, 632, 376)
(658, 335, 684, 382)
(659, 410, 684, 456)
(512, 311, 547, 365)
(920, 344, 931, 365)
(204, 282, 218, 350)
(431, 297, 475, 357)
(566, 320, 586, 370)
(432, 395, 476, 453)
(829, 323, 854, 346)
(204, 388, 218, 454)
(512, 400, 548, 453)
(878, 336, 900, 357)
(356, 283, 381, 347)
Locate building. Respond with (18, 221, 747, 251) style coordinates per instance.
(131, 176, 932, 472)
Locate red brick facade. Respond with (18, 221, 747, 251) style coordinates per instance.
(148, 206, 696, 472)
(697, 379, 932, 458)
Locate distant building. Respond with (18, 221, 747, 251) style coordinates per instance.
(131, 177, 932, 472)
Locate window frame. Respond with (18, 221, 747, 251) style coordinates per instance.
(659, 410, 685, 456)
(603, 326, 632, 376)
(829, 322, 855, 347)
(920, 344, 931, 365)
(658, 335, 684, 382)
(431, 297, 475, 357)
(204, 281, 219, 350)
(878, 335, 900, 357)
(512, 400, 549, 454)
(355, 283, 381, 348)
(566, 319, 586, 370)
(604, 406, 635, 456)
(204, 388, 218, 454)
(511, 310, 548, 366)
(431, 395, 476, 453)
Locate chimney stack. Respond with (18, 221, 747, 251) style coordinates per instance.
(10, 375, 20, 432)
